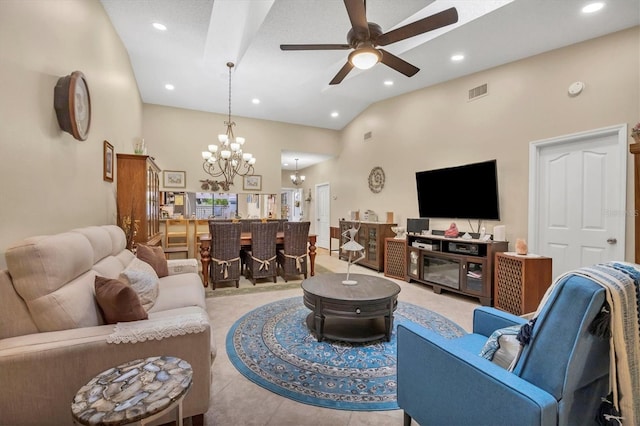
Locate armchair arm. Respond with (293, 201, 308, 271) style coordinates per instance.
(397, 322, 556, 426)
(473, 306, 527, 337)
(167, 258, 199, 275)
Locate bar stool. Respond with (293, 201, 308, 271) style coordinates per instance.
(165, 219, 189, 258)
(193, 219, 210, 260)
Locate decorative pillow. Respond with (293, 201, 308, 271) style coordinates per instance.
(479, 324, 523, 370)
(136, 244, 169, 278)
(119, 257, 160, 311)
(95, 276, 148, 324)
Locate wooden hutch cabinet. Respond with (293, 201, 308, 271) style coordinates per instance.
(339, 220, 396, 272)
(116, 154, 162, 247)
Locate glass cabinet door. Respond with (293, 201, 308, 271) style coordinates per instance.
(408, 248, 420, 278)
(367, 226, 377, 262)
(463, 261, 485, 295)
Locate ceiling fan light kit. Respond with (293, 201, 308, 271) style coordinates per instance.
(349, 46, 381, 70)
(280, 1, 458, 85)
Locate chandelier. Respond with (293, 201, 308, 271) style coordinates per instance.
(200, 62, 256, 192)
(290, 158, 305, 186)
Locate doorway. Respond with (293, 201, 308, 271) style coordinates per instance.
(528, 124, 627, 279)
(315, 183, 330, 249)
(280, 188, 304, 222)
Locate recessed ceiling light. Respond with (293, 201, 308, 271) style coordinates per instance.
(383, 80, 394, 86)
(152, 22, 167, 31)
(582, 2, 604, 13)
(283, 163, 289, 167)
(451, 54, 465, 62)
(164, 84, 174, 90)
(252, 98, 260, 104)
(331, 112, 339, 118)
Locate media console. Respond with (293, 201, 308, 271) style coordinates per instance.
(406, 233, 508, 305)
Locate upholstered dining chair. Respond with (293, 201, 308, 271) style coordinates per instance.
(243, 221, 279, 285)
(276, 221, 310, 282)
(208, 222, 242, 289)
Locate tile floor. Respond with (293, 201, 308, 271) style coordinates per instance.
(204, 249, 480, 425)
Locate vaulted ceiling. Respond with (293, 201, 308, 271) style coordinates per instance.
(101, 0, 639, 168)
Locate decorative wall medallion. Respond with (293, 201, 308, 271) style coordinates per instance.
(368, 166, 385, 193)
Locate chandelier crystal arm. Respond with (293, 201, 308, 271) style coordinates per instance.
(201, 62, 256, 192)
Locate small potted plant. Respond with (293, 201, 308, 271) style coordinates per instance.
(632, 122, 640, 144)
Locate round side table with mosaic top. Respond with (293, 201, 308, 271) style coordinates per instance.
(71, 356, 192, 426)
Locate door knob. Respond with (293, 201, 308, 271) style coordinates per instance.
(606, 238, 617, 244)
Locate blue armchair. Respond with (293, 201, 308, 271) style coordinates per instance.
(397, 274, 610, 426)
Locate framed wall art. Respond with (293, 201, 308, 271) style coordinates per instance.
(103, 140, 114, 182)
(243, 175, 262, 191)
(163, 170, 186, 188)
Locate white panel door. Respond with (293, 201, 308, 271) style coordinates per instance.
(529, 125, 626, 279)
(316, 183, 330, 249)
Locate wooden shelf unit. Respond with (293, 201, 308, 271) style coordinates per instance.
(116, 154, 162, 247)
(339, 221, 396, 272)
(406, 234, 508, 305)
(494, 252, 553, 315)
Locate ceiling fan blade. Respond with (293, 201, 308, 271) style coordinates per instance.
(329, 61, 355, 85)
(379, 49, 419, 77)
(280, 44, 351, 51)
(376, 7, 458, 46)
(344, 0, 369, 39)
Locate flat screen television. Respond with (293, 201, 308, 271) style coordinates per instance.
(416, 159, 500, 220)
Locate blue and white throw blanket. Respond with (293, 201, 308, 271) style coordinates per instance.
(530, 262, 640, 425)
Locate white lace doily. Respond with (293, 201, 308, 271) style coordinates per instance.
(107, 312, 209, 344)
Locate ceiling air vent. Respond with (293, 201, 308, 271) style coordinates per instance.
(364, 131, 373, 140)
(468, 83, 488, 101)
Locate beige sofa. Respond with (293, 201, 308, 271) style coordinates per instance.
(0, 225, 214, 425)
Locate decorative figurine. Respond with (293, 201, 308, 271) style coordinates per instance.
(341, 224, 365, 285)
(444, 222, 459, 238)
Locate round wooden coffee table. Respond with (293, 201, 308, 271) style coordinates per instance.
(301, 273, 401, 342)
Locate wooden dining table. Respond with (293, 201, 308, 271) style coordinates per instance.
(198, 232, 317, 287)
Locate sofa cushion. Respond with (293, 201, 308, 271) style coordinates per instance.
(102, 225, 127, 255)
(27, 270, 102, 332)
(71, 226, 113, 264)
(6, 232, 94, 303)
(148, 273, 206, 313)
(95, 276, 148, 324)
(119, 258, 159, 311)
(92, 256, 127, 279)
(136, 244, 169, 278)
(0, 270, 38, 339)
(116, 249, 135, 268)
(479, 324, 522, 369)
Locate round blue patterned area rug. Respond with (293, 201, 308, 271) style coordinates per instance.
(226, 296, 465, 411)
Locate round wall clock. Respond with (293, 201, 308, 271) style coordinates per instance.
(54, 71, 92, 141)
(368, 166, 385, 193)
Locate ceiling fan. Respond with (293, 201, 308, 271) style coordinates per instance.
(280, 0, 458, 85)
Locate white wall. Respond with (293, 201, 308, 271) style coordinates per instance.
(1, 0, 637, 266)
(142, 103, 340, 196)
(302, 27, 640, 257)
(0, 0, 143, 267)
